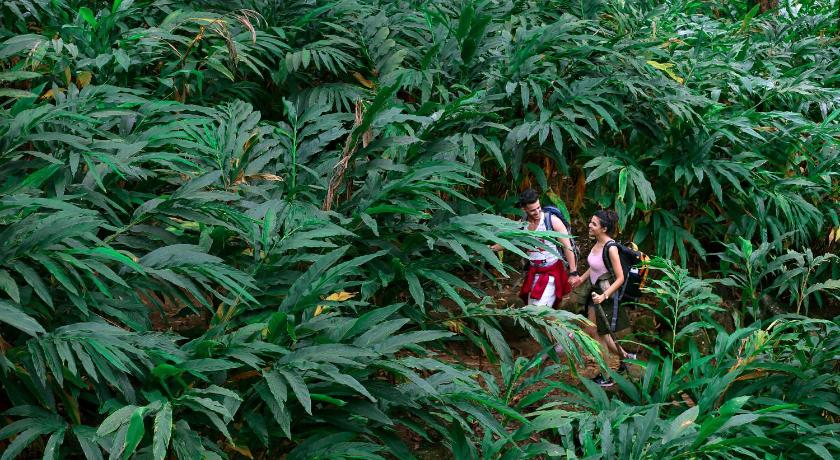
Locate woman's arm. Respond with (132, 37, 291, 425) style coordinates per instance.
(593, 245, 624, 304)
(572, 267, 590, 288)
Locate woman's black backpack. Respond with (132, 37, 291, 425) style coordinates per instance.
(601, 240, 650, 304)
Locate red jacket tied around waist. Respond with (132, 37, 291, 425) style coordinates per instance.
(519, 260, 570, 306)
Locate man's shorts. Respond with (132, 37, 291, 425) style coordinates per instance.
(528, 273, 557, 307)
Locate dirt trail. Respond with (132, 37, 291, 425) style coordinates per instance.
(441, 248, 654, 393)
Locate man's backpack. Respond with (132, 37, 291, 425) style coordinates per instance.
(542, 206, 580, 269)
(601, 240, 650, 304)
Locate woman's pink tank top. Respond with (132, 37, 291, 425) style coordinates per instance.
(587, 245, 608, 284)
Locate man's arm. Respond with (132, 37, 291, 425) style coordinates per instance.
(549, 215, 577, 274)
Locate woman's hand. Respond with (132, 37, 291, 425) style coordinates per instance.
(591, 292, 607, 304)
(569, 275, 582, 288)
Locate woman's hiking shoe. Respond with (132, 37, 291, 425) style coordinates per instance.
(592, 374, 614, 387)
(618, 352, 637, 374)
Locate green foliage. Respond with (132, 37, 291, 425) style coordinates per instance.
(639, 257, 724, 357)
(525, 296, 840, 459)
(718, 237, 840, 319)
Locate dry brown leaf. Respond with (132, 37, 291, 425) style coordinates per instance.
(39, 88, 62, 100)
(247, 173, 284, 182)
(76, 71, 92, 88)
(444, 320, 464, 334)
(352, 71, 375, 89)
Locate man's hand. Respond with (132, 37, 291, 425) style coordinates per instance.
(568, 275, 582, 288)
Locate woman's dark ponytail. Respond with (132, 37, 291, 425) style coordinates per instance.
(594, 209, 619, 234)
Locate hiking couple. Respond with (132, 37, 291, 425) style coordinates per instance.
(492, 188, 636, 387)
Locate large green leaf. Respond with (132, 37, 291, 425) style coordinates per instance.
(0, 301, 45, 336)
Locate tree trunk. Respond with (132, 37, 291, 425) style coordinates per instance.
(759, 0, 778, 13)
(748, 0, 778, 13)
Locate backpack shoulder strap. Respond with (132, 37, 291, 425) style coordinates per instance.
(544, 207, 569, 233)
(602, 240, 617, 276)
(543, 211, 553, 232)
(603, 240, 633, 301)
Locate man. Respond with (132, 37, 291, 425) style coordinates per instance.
(493, 189, 580, 307)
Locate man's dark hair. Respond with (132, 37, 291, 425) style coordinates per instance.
(518, 188, 540, 207)
(594, 209, 619, 234)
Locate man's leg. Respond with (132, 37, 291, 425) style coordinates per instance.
(529, 274, 557, 306)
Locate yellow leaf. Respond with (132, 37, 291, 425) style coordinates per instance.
(314, 292, 355, 317)
(646, 60, 672, 71)
(325, 291, 355, 302)
(228, 444, 253, 459)
(660, 38, 687, 48)
(646, 60, 684, 84)
(63, 67, 71, 86)
(444, 320, 464, 334)
(247, 173, 284, 182)
(352, 71, 375, 89)
(76, 71, 92, 88)
(39, 88, 58, 100)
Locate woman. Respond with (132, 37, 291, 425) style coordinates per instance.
(570, 209, 635, 387)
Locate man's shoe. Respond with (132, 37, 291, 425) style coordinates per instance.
(592, 374, 614, 387)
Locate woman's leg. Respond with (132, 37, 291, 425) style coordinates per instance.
(588, 306, 629, 367)
(586, 306, 612, 364)
(602, 331, 628, 359)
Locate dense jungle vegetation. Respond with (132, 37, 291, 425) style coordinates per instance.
(1, 0, 839, 458)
